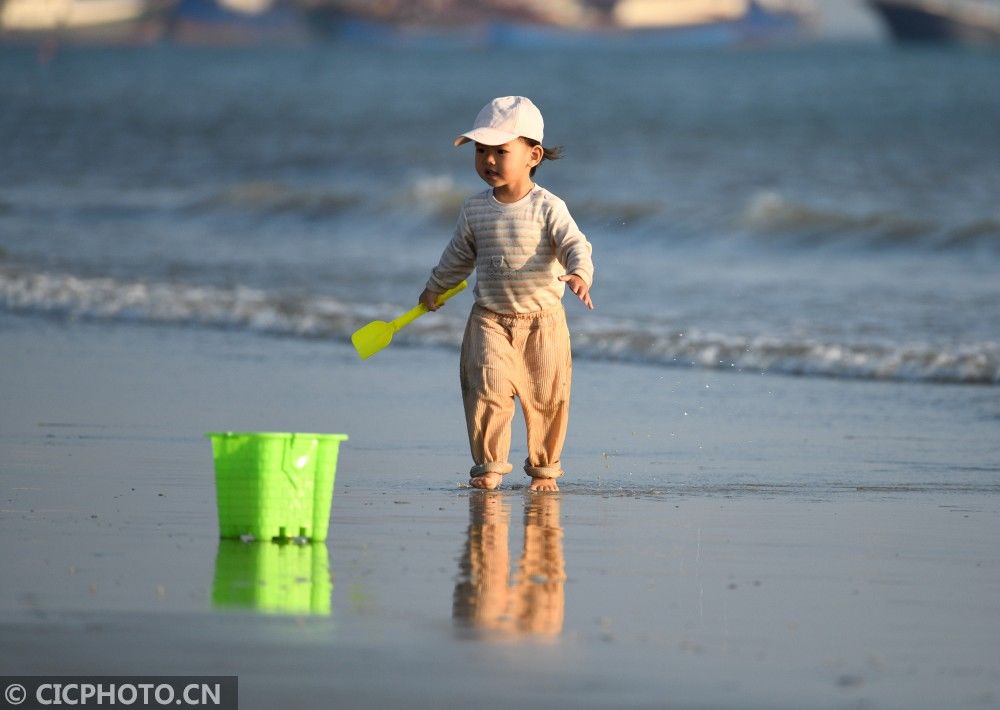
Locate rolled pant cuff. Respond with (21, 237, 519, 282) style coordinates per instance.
(470, 462, 514, 477)
(523, 461, 564, 480)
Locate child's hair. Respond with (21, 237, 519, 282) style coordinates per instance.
(522, 138, 563, 177)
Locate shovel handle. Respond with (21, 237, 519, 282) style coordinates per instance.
(392, 280, 468, 332)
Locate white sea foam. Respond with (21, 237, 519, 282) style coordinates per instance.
(570, 322, 1000, 385)
(0, 266, 358, 337)
(2, 266, 997, 386)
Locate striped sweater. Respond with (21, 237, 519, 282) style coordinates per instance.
(426, 185, 594, 314)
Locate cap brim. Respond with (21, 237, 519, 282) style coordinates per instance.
(453, 127, 520, 147)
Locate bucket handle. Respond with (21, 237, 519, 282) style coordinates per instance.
(281, 435, 318, 491)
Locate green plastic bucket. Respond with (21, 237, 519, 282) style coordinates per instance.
(211, 540, 331, 616)
(205, 432, 348, 542)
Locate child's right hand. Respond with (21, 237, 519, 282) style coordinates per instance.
(419, 287, 442, 311)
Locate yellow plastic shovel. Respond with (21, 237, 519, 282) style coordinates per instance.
(351, 280, 468, 360)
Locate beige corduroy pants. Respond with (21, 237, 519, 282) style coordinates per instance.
(459, 304, 571, 481)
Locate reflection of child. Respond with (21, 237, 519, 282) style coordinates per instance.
(453, 492, 565, 638)
(420, 96, 595, 492)
(510, 494, 565, 636)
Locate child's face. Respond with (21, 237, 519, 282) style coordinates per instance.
(474, 139, 543, 192)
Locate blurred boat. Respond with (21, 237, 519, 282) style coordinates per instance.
(868, 0, 1000, 46)
(302, 0, 817, 48)
(0, 0, 170, 42)
(497, 0, 815, 48)
(167, 0, 310, 44)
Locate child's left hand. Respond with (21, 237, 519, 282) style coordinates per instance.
(559, 274, 594, 310)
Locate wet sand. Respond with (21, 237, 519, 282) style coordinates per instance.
(2, 315, 999, 708)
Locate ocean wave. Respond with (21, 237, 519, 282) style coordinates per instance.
(0, 266, 352, 338)
(2, 266, 997, 386)
(7, 180, 996, 254)
(571, 197, 664, 228)
(741, 191, 1000, 251)
(195, 181, 363, 217)
(0, 186, 194, 213)
(0, 183, 364, 219)
(0, 178, 478, 225)
(401, 175, 471, 222)
(0, 266, 463, 345)
(569, 323, 999, 386)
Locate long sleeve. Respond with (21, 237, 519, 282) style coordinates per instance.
(427, 206, 477, 293)
(547, 197, 594, 288)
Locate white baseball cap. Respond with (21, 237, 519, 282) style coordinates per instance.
(454, 96, 544, 147)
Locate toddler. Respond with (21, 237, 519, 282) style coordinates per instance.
(420, 96, 594, 492)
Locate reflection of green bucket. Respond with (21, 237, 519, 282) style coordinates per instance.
(205, 432, 347, 541)
(212, 540, 331, 616)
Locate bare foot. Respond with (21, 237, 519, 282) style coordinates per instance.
(470, 471, 503, 490)
(528, 478, 559, 492)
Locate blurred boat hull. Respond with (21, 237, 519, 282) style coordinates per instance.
(868, 0, 1000, 46)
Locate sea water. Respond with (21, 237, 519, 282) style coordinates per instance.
(1, 43, 997, 385)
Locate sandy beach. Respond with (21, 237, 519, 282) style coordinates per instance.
(2, 313, 998, 708)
